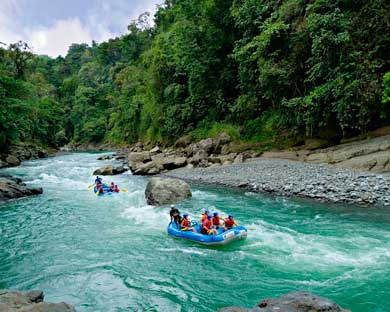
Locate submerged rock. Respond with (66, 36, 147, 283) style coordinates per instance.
(0, 175, 43, 203)
(145, 177, 192, 206)
(218, 291, 349, 312)
(0, 289, 75, 311)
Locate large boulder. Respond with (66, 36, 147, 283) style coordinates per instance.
(188, 150, 208, 165)
(5, 155, 20, 167)
(0, 289, 75, 312)
(128, 151, 151, 171)
(218, 291, 349, 312)
(133, 161, 164, 175)
(175, 135, 192, 148)
(214, 132, 232, 153)
(0, 175, 43, 203)
(145, 177, 192, 205)
(197, 138, 214, 153)
(128, 151, 151, 164)
(93, 165, 127, 175)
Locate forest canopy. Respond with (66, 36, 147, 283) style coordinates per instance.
(1, 0, 389, 149)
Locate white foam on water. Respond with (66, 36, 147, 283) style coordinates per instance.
(243, 220, 390, 271)
(121, 204, 170, 228)
(156, 247, 206, 256)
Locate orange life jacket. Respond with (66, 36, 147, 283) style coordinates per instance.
(202, 218, 211, 230)
(211, 216, 220, 226)
(181, 218, 189, 227)
(224, 218, 235, 228)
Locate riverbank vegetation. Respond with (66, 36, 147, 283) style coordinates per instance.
(1, 0, 390, 151)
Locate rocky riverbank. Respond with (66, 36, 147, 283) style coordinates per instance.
(0, 143, 52, 169)
(0, 289, 75, 311)
(218, 291, 349, 312)
(166, 157, 390, 207)
(0, 174, 43, 203)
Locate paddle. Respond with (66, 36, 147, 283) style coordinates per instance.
(121, 188, 128, 193)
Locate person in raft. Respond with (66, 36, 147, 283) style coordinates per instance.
(201, 215, 218, 235)
(170, 204, 181, 227)
(200, 210, 209, 222)
(97, 185, 104, 194)
(211, 212, 221, 229)
(108, 182, 115, 192)
(95, 176, 103, 185)
(114, 185, 120, 192)
(224, 214, 237, 231)
(180, 213, 196, 232)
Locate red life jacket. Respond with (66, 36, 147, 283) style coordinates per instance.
(224, 218, 235, 228)
(114, 186, 119, 192)
(181, 218, 189, 227)
(200, 213, 207, 222)
(212, 216, 220, 226)
(202, 218, 211, 230)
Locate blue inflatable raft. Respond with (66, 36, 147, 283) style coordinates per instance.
(167, 221, 247, 245)
(93, 184, 110, 196)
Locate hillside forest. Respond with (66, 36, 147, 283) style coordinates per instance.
(1, 0, 390, 151)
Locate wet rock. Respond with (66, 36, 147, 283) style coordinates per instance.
(97, 155, 113, 160)
(145, 177, 192, 205)
(93, 165, 127, 176)
(218, 291, 349, 312)
(0, 289, 75, 312)
(0, 175, 43, 203)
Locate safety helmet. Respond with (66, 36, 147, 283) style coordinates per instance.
(228, 214, 233, 218)
(213, 212, 218, 216)
(207, 214, 212, 219)
(171, 204, 175, 208)
(204, 210, 209, 214)
(183, 213, 189, 218)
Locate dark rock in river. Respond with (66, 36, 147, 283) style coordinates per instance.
(145, 177, 192, 206)
(0, 174, 43, 203)
(0, 289, 76, 311)
(93, 165, 127, 176)
(97, 154, 113, 160)
(218, 291, 350, 312)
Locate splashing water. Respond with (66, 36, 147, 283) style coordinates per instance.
(1, 153, 389, 311)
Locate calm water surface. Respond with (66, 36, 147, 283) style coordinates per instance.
(1, 153, 389, 311)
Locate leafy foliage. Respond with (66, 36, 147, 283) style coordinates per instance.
(1, 0, 389, 149)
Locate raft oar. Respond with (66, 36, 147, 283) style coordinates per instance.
(88, 185, 94, 190)
(121, 188, 128, 193)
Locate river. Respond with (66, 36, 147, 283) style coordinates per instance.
(1, 152, 389, 311)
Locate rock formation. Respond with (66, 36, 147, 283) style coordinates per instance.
(218, 291, 350, 312)
(145, 177, 192, 205)
(0, 174, 43, 203)
(0, 289, 75, 312)
(92, 165, 127, 176)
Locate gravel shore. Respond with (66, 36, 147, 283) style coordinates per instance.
(166, 158, 390, 207)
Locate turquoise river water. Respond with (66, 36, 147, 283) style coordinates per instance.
(1, 153, 389, 311)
